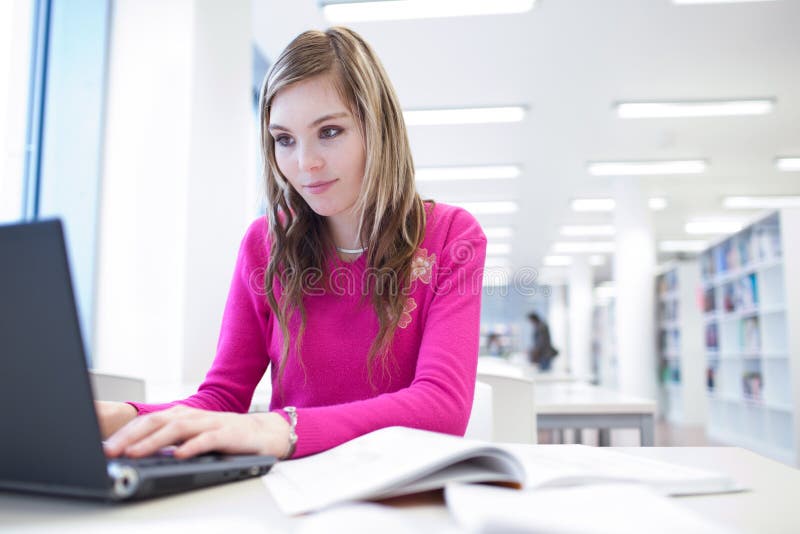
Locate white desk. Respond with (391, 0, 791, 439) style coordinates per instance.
(535, 383, 657, 446)
(478, 356, 590, 384)
(2, 447, 798, 533)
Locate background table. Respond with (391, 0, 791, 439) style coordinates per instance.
(535, 383, 657, 445)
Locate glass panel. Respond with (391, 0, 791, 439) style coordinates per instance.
(0, 0, 36, 223)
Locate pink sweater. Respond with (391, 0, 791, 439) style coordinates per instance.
(130, 202, 487, 458)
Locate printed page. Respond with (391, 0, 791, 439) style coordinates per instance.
(446, 483, 737, 534)
(263, 427, 523, 515)
(500, 444, 739, 495)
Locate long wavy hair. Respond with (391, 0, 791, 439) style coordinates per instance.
(258, 27, 428, 390)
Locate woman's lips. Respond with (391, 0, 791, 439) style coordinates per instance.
(304, 179, 338, 194)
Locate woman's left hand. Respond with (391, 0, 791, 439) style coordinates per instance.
(102, 405, 291, 459)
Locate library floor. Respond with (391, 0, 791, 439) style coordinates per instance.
(538, 419, 722, 447)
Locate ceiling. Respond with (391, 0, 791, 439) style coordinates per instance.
(252, 0, 800, 285)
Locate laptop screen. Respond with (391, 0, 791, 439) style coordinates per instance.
(0, 219, 110, 491)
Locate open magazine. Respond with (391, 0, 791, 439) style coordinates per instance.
(263, 426, 739, 515)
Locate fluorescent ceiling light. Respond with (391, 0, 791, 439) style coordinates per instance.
(776, 157, 800, 172)
(486, 243, 512, 255)
(553, 241, 615, 253)
(659, 240, 708, 253)
(673, 0, 776, 4)
(571, 198, 668, 212)
(616, 99, 774, 118)
(723, 196, 800, 209)
(404, 106, 526, 126)
(543, 255, 572, 267)
(322, 0, 536, 23)
(560, 225, 615, 237)
(451, 201, 518, 214)
(587, 160, 707, 176)
(589, 255, 607, 266)
(483, 227, 514, 239)
(416, 165, 521, 181)
(685, 219, 744, 235)
(485, 256, 510, 268)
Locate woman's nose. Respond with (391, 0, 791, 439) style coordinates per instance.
(297, 143, 324, 173)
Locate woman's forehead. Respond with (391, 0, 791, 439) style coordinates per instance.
(271, 74, 349, 121)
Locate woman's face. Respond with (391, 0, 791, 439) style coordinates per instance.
(268, 73, 366, 218)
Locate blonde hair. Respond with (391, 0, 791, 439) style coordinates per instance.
(258, 27, 428, 390)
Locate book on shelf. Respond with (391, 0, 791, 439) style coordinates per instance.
(700, 252, 716, 283)
(705, 323, 718, 351)
(708, 215, 782, 278)
(742, 369, 763, 401)
(703, 287, 716, 313)
(263, 426, 740, 515)
(740, 317, 761, 352)
(707, 365, 716, 391)
(657, 270, 677, 298)
(755, 215, 781, 262)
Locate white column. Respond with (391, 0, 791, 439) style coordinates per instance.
(95, 0, 255, 389)
(568, 255, 593, 379)
(613, 177, 657, 399)
(547, 284, 569, 373)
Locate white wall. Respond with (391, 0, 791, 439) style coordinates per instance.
(94, 0, 256, 389)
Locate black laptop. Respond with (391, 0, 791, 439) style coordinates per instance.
(0, 219, 276, 500)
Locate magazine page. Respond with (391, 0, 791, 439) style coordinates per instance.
(445, 483, 735, 534)
(263, 427, 524, 515)
(499, 444, 739, 495)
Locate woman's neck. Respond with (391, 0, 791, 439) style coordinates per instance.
(327, 208, 365, 256)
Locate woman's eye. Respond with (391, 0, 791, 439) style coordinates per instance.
(275, 135, 294, 147)
(320, 127, 341, 139)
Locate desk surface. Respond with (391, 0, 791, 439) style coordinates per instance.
(535, 382, 657, 415)
(477, 356, 593, 384)
(2, 446, 798, 533)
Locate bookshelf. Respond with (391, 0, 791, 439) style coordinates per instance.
(655, 262, 705, 425)
(700, 210, 800, 467)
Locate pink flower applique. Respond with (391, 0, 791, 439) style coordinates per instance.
(398, 297, 418, 329)
(410, 248, 436, 285)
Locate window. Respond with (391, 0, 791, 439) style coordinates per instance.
(1, 0, 111, 363)
(0, 0, 36, 223)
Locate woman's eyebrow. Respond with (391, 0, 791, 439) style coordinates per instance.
(268, 111, 350, 133)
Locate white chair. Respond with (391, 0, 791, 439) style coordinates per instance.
(476, 370, 536, 444)
(89, 371, 146, 402)
(464, 380, 493, 441)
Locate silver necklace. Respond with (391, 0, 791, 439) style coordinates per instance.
(336, 246, 367, 254)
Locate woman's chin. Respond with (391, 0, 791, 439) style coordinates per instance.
(306, 202, 341, 218)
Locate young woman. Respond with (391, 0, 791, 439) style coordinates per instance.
(100, 27, 487, 461)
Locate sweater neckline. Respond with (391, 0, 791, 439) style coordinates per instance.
(329, 248, 367, 270)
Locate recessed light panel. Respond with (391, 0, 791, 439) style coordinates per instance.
(322, 0, 537, 23)
(616, 99, 774, 118)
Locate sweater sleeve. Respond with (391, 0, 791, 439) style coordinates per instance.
(128, 218, 271, 415)
(281, 211, 487, 458)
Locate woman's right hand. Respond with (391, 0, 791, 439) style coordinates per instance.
(94, 400, 138, 439)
